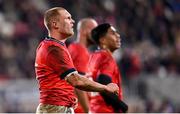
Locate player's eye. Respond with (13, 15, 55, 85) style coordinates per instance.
(111, 31, 116, 35)
(67, 16, 71, 20)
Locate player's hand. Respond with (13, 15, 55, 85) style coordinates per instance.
(105, 83, 119, 95)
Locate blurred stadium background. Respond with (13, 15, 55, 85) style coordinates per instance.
(0, 0, 179, 113)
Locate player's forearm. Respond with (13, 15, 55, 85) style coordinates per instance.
(76, 76, 107, 92)
(75, 89, 89, 112)
(67, 73, 107, 92)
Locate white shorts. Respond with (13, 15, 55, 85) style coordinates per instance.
(36, 103, 74, 114)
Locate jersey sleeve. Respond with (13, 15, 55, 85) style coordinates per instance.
(68, 44, 89, 75)
(46, 45, 76, 79)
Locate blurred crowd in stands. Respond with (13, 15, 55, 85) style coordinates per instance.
(0, 0, 179, 113)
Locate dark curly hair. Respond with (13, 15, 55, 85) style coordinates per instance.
(91, 23, 111, 44)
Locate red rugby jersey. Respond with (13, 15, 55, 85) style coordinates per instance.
(68, 43, 90, 113)
(68, 43, 90, 75)
(35, 37, 77, 107)
(88, 49, 123, 113)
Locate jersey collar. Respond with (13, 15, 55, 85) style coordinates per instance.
(45, 36, 65, 46)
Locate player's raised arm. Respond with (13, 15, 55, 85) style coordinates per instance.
(65, 73, 119, 94)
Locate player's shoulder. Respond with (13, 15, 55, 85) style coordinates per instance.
(91, 50, 110, 62)
(68, 42, 87, 51)
(68, 42, 79, 49)
(38, 40, 66, 53)
(69, 42, 83, 48)
(93, 49, 110, 57)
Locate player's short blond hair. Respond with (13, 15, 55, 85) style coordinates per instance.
(44, 7, 65, 31)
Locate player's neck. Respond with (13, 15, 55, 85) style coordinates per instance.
(49, 32, 67, 43)
(100, 45, 114, 55)
(106, 49, 113, 55)
(101, 48, 113, 55)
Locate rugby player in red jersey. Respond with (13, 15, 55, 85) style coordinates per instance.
(35, 7, 119, 114)
(89, 23, 128, 113)
(68, 18, 98, 113)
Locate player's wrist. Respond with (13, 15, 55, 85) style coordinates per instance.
(102, 85, 108, 93)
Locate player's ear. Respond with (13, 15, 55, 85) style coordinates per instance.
(99, 37, 106, 45)
(52, 21, 58, 29)
(81, 28, 86, 36)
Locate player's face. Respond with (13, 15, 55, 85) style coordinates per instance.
(57, 10, 75, 37)
(103, 26, 121, 52)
